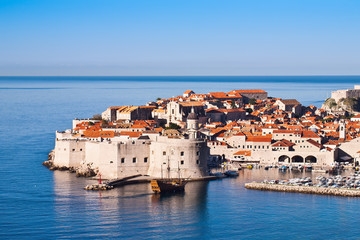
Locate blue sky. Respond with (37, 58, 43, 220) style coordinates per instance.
(0, 0, 359, 76)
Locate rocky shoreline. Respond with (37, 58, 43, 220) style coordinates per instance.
(42, 150, 97, 178)
(245, 182, 360, 197)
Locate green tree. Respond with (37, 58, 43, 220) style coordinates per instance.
(166, 122, 181, 130)
(249, 98, 257, 105)
(231, 100, 236, 109)
(245, 108, 253, 114)
(92, 114, 102, 120)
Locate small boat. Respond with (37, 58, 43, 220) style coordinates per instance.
(247, 164, 253, 169)
(211, 172, 227, 178)
(151, 179, 186, 194)
(224, 170, 239, 177)
(304, 165, 313, 171)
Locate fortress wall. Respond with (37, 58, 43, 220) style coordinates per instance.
(346, 89, 360, 99)
(54, 140, 71, 167)
(241, 92, 268, 101)
(116, 140, 151, 178)
(68, 141, 86, 167)
(98, 142, 119, 179)
(84, 141, 101, 168)
(148, 138, 208, 179)
(331, 90, 347, 102)
(209, 145, 236, 159)
(54, 140, 86, 168)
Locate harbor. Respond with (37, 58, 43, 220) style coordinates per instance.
(246, 173, 360, 197)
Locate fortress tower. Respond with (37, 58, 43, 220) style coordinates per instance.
(187, 107, 199, 140)
(339, 120, 346, 139)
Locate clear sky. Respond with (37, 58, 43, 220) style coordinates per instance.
(0, 0, 359, 76)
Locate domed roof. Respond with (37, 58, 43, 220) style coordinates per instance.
(187, 112, 198, 120)
(187, 106, 198, 120)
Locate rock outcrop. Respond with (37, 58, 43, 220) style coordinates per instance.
(84, 184, 113, 191)
(43, 150, 97, 177)
(322, 97, 360, 115)
(75, 163, 98, 178)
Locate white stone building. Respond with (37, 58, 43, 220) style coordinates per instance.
(52, 114, 209, 180)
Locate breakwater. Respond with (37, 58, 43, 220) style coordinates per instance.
(245, 182, 360, 197)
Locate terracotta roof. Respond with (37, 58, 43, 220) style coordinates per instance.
(82, 130, 115, 138)
(209, 92, 242, 99)
(306, 139, 323, 148)
(272, 139, 295, 147)
(301, 130, 320, 138)
(119, 131, 142, 138)
(246, 136, 272, 142)
(131, 124, 146, 129)
(179, 101, 204, 107)
(352, 114, 360, 119)
(273, 130, 295, 134)
(184, 90, 194, 94)
(233, 150, 252, 156)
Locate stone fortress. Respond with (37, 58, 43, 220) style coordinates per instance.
(49, 88, 360, 180)
(53, 108, 208, 180)
(331, 85, 360, 102)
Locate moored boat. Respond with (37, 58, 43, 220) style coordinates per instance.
(151, 179, 186, 193)
(224, 170, 239, 177)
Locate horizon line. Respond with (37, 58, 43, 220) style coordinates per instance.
(1, 74, 360, 78)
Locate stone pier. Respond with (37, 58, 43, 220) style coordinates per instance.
(245, 182, 360, 197)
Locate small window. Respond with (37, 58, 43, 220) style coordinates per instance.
(72, 149, 75, 151)
(121, 158, 125, 163)
(80, 148, 82, 151)
(181, 151, 184, 156)
(181, 160, 184, 165)
(196, 160, 200, 164)
(163, 151, 166, 156)
(133, 157, 136, 163)
(110, 161, 113, 163)
(144, 157, 148, 163)
(196, 151, 200, 156)
(64, 148, 66, 151)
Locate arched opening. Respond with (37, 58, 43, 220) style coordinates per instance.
(305, 156, 317, 163)
(279, 155, 290, 163)
(292, 155, 304, 163)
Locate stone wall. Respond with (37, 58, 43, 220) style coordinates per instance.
(245, 183, 360, 197)
(148, 137, 209, 179)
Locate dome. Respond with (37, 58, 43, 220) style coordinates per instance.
(187, 112, 198, 120)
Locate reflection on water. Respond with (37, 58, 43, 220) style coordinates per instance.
(53, 171, 210, 238)
(50, 168, 360, 239)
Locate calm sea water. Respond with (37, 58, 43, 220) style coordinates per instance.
(1, 76, 360, 239)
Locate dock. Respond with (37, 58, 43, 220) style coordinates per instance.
(245, 182, 360, 197)
(85, 175, 219, 190)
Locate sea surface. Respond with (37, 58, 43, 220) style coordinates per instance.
(1, 76, 360, 239)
